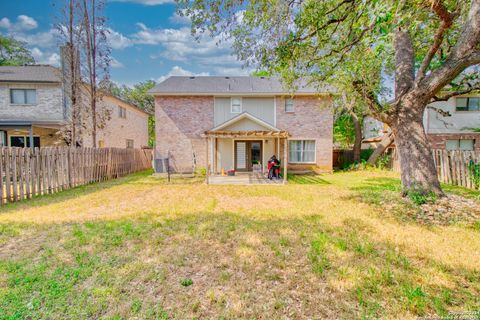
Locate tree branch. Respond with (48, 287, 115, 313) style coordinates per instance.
(431, 82, 480, 102)
(352, 80, 391, 124)
(415, 0, 456, 83)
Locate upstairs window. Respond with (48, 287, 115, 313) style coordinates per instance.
(456, 97, 480, 111)
(118, 106, 127, 118)
(126, 139, 134, 148)
(231, 97, 242, 113)
(10, 89, 36, 105)
(285, 98, 294, 112)
(446, 139, 474, 151)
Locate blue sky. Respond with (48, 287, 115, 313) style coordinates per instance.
(0, 0, 248, 85)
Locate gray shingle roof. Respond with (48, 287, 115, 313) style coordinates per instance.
(0, 65, 62, 83)
(148, 76, 332, 95)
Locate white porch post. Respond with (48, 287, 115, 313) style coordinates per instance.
(205, 136, 209, 184)
(283, 137, 288, 184)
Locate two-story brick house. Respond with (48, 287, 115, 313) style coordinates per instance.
(149, 76, 333, 175)
(0, 65, 149, 148)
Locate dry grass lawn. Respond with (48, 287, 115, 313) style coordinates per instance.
(0, 170, 479, 319)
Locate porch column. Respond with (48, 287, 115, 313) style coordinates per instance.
(29, 125, 34, 149)
(205, 136, 209, 184)
(283, 137, 288, 184)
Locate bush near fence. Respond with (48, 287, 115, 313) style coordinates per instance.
(392, 149, 480, 190)
(0, 147, 153, 205)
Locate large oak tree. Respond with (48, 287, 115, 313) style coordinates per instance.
(178, 0, 480, 196)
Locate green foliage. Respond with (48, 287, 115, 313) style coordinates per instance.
(308, 233, 330, 275)
(408, 191, 437, 206)
(250, 70, 270, 76)
(180, 278, 193, 287)
(376, 154, 391, 170)
(0, 35, 35, 66)
(334, 114, 356, 149)
(468, 159, 480, 190)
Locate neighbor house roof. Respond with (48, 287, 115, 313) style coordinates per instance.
(149, 76, 332, 96)
(0, 65, 62, 83)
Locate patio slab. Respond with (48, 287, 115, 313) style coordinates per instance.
(208, 172, 283, 185)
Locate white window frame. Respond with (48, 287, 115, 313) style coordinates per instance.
(285, 98, 294, 112)
(10, 89, 37, 105)
(231, 97, 242, 113)
(455, 97, 480, 112)
(288, 140, 316, 164)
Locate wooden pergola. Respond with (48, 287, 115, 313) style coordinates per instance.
(203, 130, 290, 184)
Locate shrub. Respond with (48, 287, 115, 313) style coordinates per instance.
(408, 191, 437, 205)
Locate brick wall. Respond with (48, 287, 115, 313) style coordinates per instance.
(82, 95, 149, 148)
(428, 133, 480, 151)
(276, 96, 333, 172)
(155, 96, 214, 172)
(0, 83, 64, 121)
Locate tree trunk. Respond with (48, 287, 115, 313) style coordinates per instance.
(391, 101, 443, 196)
(367, 132, 394, 165)
(350, 112, 362, 163)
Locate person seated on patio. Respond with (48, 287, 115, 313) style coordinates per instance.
(267, 155, 281, 179)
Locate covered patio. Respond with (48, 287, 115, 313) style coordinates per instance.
(204, 129, 290, 185)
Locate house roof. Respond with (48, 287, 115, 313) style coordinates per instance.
(149, 76, 332, 96)
(0, 65, 62, 83)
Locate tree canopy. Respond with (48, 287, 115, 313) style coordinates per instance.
(0, 35, 35, 66)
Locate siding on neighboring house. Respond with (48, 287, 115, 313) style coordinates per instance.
(0, 83, 64, 121)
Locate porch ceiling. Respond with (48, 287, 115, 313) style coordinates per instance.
(204, 130, 289, 138)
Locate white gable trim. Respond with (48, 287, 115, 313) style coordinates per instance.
(210, 112, 280, 132)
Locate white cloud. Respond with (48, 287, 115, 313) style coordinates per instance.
(17, 15, 38, 30)
(168, 11, 191, 25)
(30, 47, 60, 66)
(107, 28, 133, 49)
(0, 17, 11, 29)
(110, 0, 174, 5)
(9, 28, 59, 48)
(110, 57, 124, 68)
(0, 15, 38, 31)
(156, 65, 209, 83)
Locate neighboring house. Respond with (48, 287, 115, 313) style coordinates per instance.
(0, 65, 149, 149)
(149, 76, 333, 174)
(363, 95, 480, 151)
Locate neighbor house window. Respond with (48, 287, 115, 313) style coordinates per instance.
(446, 139, 474, 151)
(98, 140, 105, 148)
(231, 98, 242, 113)
(456, 97, 480, 111)
(118, 106, 127, 118)
(126, 139, 134, 148)
(10, 89, 36, 105)
(10, 136, 40, 148)
(285, 98, 294, 112)
(289, 140, 316, 163)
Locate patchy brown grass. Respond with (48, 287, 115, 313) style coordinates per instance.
(0, 170, 479, 319)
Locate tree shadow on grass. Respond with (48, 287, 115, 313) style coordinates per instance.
(287, 174, 331, 185)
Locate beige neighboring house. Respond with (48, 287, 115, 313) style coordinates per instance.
(0, 65, 149, 149)
(149, 76, 333, 175)
(363, 95, 480, 151)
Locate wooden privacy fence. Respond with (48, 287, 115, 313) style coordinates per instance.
(392, 149, 480, 190)
(0, 147, 153, 205)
